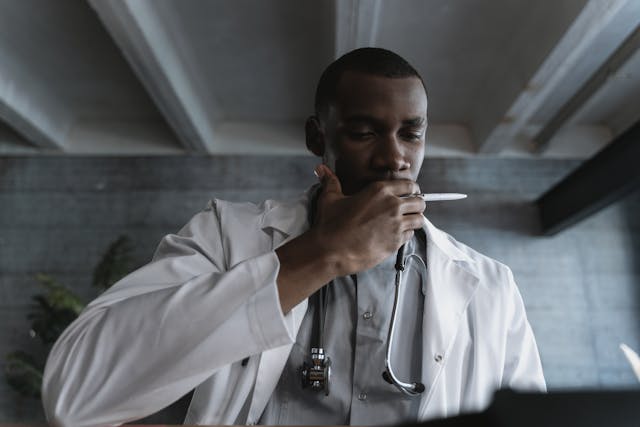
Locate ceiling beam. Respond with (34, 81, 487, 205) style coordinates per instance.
(334, 0, 382, 58)
(476, 0, 636, 154)
(89, 0, 218, 153)
(533, 26, 640, 153)
(536, 120, 640, 235)
(0, 50, 73, 151)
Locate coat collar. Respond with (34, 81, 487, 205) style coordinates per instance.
(422, 215, 477, 266)
(258, 189, 312, 244)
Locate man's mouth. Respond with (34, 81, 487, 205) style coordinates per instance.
(367, 174, 413, 183)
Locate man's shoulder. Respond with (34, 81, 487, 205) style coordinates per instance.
(207, 193, 306, 216)
(433, 229, 526, 326)
(205, 192, 310, 234)
(428, 220, 510, 268)
(427, 221, 516, 291)
(451, 232, 511, 274)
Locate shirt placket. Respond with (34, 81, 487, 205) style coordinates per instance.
(349, 260, 395, 423)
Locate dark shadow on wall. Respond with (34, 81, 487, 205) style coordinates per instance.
(424, 196, 542, 238)
(621, 189, 640, 341)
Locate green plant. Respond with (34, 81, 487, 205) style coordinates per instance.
(4, 235, 135, 399)
(92, 235, 135, 291)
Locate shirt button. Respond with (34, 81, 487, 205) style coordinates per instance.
(358, 392, 367, 401)
(434, 353, 443, 362)
(363, 311, 373, 320)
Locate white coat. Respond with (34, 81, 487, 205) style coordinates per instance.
(42, 192, 546, 427)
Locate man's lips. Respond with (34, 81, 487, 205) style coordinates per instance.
(365, 175, 414, 183)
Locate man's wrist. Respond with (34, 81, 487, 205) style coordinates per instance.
(276, 228, 342, 283)
(274, 229, 343, 313)
(303, 227, 347, 278)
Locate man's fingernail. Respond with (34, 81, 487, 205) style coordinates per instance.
(313, 169, 319, 178)
(314, 165, 324, 179)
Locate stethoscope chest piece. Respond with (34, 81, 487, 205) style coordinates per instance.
(301, 347, 331, 396)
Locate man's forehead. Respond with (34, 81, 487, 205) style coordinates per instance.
(330, 71, 428, 120)
(336, 70, 425, 94)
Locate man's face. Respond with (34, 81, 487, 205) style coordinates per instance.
(321, 71, 427, 195)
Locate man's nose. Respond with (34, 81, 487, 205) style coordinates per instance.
(372, 134, 410, 172)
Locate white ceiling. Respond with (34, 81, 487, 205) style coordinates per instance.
(0, 0, 638, 157)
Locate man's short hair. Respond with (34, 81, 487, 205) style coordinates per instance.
(314, 47, 426, 119)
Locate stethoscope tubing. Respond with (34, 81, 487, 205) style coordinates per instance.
(383, 243, 426, 396)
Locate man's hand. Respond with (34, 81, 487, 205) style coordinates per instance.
(274, 164, 425, 314)
(311, 164, 426, 276)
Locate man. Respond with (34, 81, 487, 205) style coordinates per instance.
(43, 48, 545, 427)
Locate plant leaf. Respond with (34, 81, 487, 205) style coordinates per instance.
(28, 289, 82, 346)
(4, 350, 43, 399)
(36, 274, 85, 314)
(92, 235, 134, 290)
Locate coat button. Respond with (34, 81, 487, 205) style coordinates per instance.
(363, 311, 373, 320)
(358, 392, 367, 401)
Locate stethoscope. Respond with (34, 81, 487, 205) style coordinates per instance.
(382, 243, 427, 395)
(300, 188, 465, 396)
(300, 241, 428, 397)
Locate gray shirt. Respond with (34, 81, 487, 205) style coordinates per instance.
(259, 230, 427, 425)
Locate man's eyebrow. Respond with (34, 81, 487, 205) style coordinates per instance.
(343, 115, 427, 127)
(402, 117, 427, 127)
(343, 115, 381, 125)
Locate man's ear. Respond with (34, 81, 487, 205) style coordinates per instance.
(305, 116, 325, 157)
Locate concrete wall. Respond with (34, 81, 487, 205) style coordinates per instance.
(1, 156, 638, 423)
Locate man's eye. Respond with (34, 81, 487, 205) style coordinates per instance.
(349, 131, 374, 139)
(401, 133, 423, 141)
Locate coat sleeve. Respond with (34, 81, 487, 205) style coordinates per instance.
(42, 202, 296, 427)
(500, 268, 547, 392)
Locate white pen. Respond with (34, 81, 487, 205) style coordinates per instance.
(620, 343, 640, 382)
(402, 193, 467, 201)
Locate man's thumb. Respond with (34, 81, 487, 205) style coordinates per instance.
(315, 164, 343, 195)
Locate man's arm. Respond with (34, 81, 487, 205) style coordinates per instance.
(42, 203, 295, 427)
(43, 165, 428, 426)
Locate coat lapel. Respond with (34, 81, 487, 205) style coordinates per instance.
(418, 217, 479, 417)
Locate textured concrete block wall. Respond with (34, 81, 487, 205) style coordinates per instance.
(1, 156, 638, 423)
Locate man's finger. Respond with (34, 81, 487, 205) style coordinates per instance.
(402, 213, 426, 232)
(316, 164, 343, 197)
(380, 179, 420, 197)
(399, 197, 426, 215)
